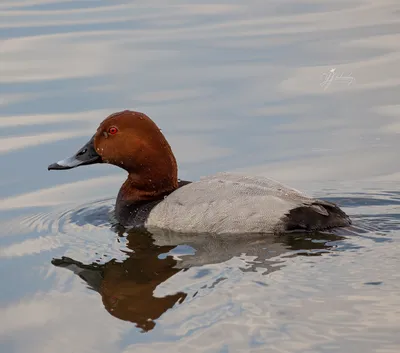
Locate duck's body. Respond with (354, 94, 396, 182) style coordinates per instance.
(48, 110, 351, 234)
(145, 172, 350, 234)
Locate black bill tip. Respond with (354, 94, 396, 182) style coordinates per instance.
(47, 135, 101, 171)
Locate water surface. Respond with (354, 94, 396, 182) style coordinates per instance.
(1, 1, 400, 352)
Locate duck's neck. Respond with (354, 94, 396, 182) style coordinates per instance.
(116, 171, 178, 206)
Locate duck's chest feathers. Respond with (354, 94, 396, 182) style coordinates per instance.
(115, 179, 192, 228)
(115, 199, 163, 228)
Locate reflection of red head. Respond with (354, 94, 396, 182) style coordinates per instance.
(99, 252, 186, 331)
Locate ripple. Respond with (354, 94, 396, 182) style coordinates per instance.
(0, 175, 122, 210)
(0, 198, 128, 261)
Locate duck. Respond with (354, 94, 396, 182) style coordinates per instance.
(48, 110, 351, 234)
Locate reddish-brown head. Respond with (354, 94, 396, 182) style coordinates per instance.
(48, 110, 178, 201)
(95, 110, 178, 198)
(94, 111, 173, 169)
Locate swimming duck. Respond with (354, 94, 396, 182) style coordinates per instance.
(48, 110, 351, 234)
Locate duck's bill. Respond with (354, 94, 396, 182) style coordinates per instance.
(48, 136, 102, 170)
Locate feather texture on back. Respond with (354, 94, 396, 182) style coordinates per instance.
(145, 172, 351, 234)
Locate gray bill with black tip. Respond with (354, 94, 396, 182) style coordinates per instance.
(48, 135, 102, 170)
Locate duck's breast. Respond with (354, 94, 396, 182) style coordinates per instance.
(145, 172, 312, 234)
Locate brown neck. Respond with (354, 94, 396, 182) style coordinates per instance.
(117, 174, 177, 204)
(116, 157, 178, 206)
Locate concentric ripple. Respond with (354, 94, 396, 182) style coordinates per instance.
(0, 198, 131, 262)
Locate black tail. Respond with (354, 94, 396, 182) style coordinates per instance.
(284, 200, 351, 232)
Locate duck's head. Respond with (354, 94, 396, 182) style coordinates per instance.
(48, 110, 179, 198)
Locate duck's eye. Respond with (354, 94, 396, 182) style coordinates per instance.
(108, 126, 118, 135)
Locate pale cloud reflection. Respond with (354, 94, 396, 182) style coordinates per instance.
(0, 298, 60, 334)
(0, 235, 63, 258)
(136, 88, 210, 103)
(0, 3, 242, 28)
(374, 105, 400, 134)
(0, 291, 128, 353)
(0, 0, 79, 9)
(236, 146, 400, 185)
(0, 93, 41, 107)
(0, 176, 122, 210)
(1, 35, 178, 83)
(1, 39, 109, 82)
(0, 110, 111, 128)
(169, 135, 232, 164)
(0, 130, 91, 154)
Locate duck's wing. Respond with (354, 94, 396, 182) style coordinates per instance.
(211, 173, 352, 232)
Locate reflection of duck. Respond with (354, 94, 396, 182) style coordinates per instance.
(148, 228, 345, 270)
(52, 228, 344, 331)
(48, 110, 351, 234)
(52, 230, 186, 332)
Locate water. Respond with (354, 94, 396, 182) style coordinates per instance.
(1, 0, 400, 352)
